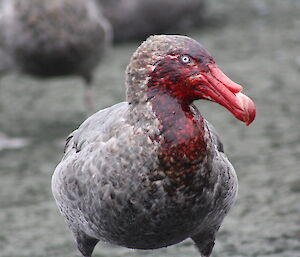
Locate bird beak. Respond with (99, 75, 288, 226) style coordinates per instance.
(191, 63, 256, 126)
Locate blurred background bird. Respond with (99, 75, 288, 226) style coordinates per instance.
(0, 0, 112, 111)
(98, 0, 206, 42)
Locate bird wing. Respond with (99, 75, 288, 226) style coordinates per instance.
(52, 102, 133, 234)
(52, 101, 162, 240)
(63, 102, 129, 155)
(53, 101, 132, 196)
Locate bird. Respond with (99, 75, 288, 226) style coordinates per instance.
(52, 35, 256, 257)
(98, 0, 206, 41)
(0, 0, 112, 111)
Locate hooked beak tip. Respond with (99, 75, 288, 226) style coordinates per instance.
(236, 92, 256, 126)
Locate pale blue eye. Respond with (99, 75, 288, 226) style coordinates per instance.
(181, 55, 190, 64)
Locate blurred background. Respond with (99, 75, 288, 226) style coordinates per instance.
(0, 0, 299, 256)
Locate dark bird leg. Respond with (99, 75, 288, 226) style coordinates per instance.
(191, 233, 215, 257)
(74, 230, 99, 257)
(82, 73, 95, 114)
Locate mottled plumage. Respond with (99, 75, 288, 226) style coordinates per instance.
(52, 35, 255, 257)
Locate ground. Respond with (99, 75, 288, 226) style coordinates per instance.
(0, 0, 299, 256)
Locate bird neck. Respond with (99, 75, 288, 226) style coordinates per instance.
(147, 87, 210, 186)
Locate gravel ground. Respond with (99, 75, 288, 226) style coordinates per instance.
(0, 0, 299, 256)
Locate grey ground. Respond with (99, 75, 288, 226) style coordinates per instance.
(0, 0, 300, 256)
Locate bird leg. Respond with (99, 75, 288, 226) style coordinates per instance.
(84, 85, 95, 114)
(191, 233, 215, 257)
(74, 230, 99, 257)
(82, 74, 95, 114)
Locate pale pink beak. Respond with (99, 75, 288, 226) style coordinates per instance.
(192, 63, 256, 126)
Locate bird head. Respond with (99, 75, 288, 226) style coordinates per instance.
(126, 35, 256, 125)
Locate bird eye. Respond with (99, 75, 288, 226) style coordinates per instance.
(180, 55, 191, 64)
